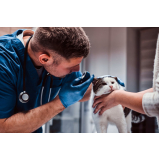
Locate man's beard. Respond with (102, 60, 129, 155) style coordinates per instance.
(44, 68, 65, 78)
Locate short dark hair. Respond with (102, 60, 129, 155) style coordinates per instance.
(31, 27, 90, 60)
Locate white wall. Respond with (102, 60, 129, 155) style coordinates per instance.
(84, 27, 127, 84)
(109, 28, 127, 84)
(127, 28, 139, 92)
(84, 27, 110, 77)
(83, 27, 127, 133)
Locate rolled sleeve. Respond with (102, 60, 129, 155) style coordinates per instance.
(142, 92, 159, 117)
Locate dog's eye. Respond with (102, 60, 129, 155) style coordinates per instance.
(111, 82, 114, 84)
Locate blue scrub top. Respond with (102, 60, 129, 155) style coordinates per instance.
(0, 29, 82, 133)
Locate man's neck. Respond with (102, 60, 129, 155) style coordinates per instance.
(23, 35, 43, 69)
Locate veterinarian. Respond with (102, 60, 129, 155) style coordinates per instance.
(93, 35, 159, 124)
(0, 27, 94, 133)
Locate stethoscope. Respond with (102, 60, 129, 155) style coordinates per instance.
(19, 35, 53, 105)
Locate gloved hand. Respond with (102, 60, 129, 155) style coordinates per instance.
(59, 71, 94, 108)
(98, 75, 125, 87)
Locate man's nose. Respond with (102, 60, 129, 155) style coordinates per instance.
(71, 65, 80, 72)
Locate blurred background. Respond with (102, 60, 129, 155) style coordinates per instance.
(0, 27, 159, 133)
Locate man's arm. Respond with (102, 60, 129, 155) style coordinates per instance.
(79, 83, 92, 102)
(0, 96, 65, 133)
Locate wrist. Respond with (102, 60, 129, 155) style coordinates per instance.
(51, 95, 66, 111)
(114, 90, 124, 104)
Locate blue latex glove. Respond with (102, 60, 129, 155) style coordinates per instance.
(98, 75, 125, 87)
(59, 72, 94, 108)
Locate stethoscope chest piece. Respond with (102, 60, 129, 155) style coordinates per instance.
(19, 91, 30, 103)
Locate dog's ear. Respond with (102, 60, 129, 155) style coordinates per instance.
(92, 78, 99, 86)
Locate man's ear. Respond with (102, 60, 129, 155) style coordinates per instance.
(39, 53, 52, 65)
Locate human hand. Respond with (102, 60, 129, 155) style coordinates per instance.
(59, 72, 94, 108)
(92, 90, 121, 115)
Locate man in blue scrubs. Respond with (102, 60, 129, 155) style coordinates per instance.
(0, 27, 94, 133)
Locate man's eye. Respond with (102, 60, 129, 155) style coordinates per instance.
(111, 82, 114, 84)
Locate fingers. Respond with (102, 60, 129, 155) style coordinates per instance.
(94, 94, 106, 101)
(94, 96, 99, 101)
(92, 98, 102, 108)
(94, 103, 104, 114)
(74, 71, 90, 84)
(95, 105, 111, 115)
(86, 74, 94, 85)
(80, 74, 94, 92)
(72, 74, 94, 86)
(99, 107, 107, 115)
(93, 94, 107, 108)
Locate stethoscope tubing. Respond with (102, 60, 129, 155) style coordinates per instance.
(19, 35, 53, 104)
(40, 73, 53, 105)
